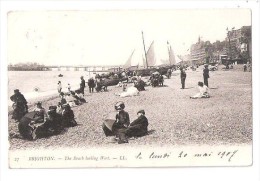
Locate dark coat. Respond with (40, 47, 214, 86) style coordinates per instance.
(80, 79, 86, 88)
(10, 92, 27, 104)
(117, 115, 149, 141)
(129, 115, 148, 132)
(203, 68, 209, 78)
(113, 110, 130, 131)
(88, 78, 95, 88)
(62, 109, 77, 127)
(35, 112, 63, 138)
(180, 70, 186, 79)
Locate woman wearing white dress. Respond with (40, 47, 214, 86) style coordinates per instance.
(190, 81, 210, 99)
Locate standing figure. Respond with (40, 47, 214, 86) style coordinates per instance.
(203, 64, 210, 87)
(243, 64, 247, 72)
(80, 76, 86, 96)
(88, 77, 95, 93)
(10, 89, 28, 121)
(57, 81, 62, 94)
(180, 67, 186, 89)
(167, 68, 172, 79)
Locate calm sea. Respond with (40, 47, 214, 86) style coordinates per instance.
(8, 71, 101, 104)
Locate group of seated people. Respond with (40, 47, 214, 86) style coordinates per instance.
(102, 101, 149, 144)
(149, 72, 164, 87)
(17, 101, 77, 140)
(59, 90, 86, 107)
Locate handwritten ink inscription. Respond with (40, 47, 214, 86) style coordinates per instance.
(20, 149, 240, 166)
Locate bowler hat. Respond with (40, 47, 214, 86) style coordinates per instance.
(137, 110, 145, 115)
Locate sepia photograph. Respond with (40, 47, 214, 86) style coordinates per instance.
(1, 1, 258, 171)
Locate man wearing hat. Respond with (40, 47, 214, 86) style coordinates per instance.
(117, 109, 149, 144)
(80, 76, 86, 96)
(203, 64, 210, 87)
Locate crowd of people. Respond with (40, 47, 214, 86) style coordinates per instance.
(10, 65, 214, 143)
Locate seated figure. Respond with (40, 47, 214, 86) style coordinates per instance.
(32, 101, 47, 123)
(61, 104, 77, 127)
(117, 110, 148, 144)
(190, 81, 210, 99)
(34, 106, 63, 139)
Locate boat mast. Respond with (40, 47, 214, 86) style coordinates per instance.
(142, 31, 148, 69)
(167, 41, 171, 66)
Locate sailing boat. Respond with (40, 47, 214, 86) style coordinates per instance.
(123, 41, 156, 71)
(123, 49, 135, 69)
(167, 41, 176, 66)
(123, 32, 177, 76)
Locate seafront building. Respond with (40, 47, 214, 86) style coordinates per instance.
(226, 26, 251, 63)
(189, 25, 251, 66)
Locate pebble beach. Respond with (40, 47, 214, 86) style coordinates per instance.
(8, 65, 252, 150)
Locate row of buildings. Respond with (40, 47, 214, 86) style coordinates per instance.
(189, 26, 251, 66)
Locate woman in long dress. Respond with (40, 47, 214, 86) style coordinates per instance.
(190, 81, 210, 99)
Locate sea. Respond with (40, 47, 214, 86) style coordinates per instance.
(8, 70, 101, 105)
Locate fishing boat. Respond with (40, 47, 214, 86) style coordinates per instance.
(123, 33, 178, 76)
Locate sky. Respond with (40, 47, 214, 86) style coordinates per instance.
(7, 9, 251, 66)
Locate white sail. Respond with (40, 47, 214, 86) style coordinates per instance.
(146, 41, 156, 67)
(169, 46, 176, 65)
(123, 49, 135, 69)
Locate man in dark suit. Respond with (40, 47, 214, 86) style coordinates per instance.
(88, 77, 95, 93)
(203, 64, 210, 87)
(180, 67, 187, 89)
(80, 76, 86, 95)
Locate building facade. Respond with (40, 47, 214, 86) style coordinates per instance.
(226, 26, 251, 63)
(190, 38, 213, 66)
